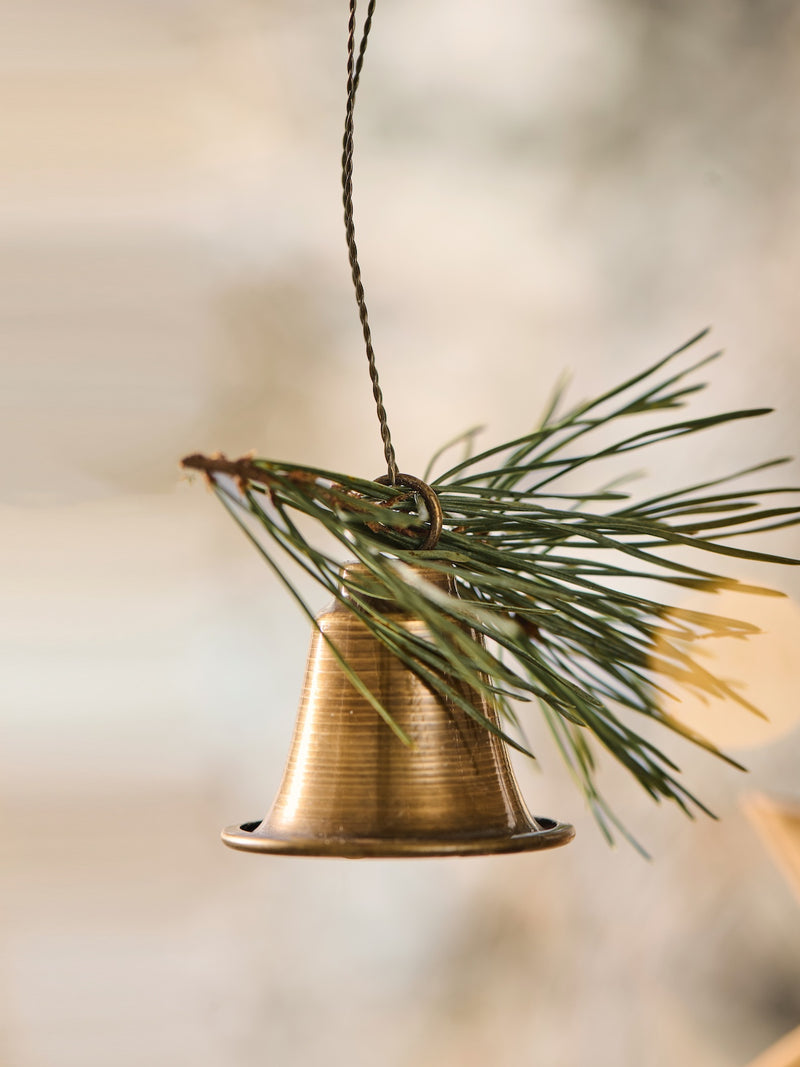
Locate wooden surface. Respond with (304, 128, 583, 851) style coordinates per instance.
(746, 1024, 800, 1067)
(745, 794, 800, 1067)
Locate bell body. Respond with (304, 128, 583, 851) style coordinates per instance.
(222, 566, 574, 858)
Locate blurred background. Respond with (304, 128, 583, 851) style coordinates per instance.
(3, 1, 800, 1064)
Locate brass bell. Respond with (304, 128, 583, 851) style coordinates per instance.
(222, 564, 575, 858)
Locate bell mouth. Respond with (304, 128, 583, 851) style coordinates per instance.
(220, 818, 575, 858)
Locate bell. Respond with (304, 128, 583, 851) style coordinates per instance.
(222, 564, 575, 858)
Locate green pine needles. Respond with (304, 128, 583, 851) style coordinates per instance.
(183, 331, 800, 846)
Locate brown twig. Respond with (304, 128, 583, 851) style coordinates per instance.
(181, 452, 435, 545)
(181, 452, 276, 488)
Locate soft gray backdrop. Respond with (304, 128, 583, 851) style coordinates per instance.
(4, 2, 800, 1065)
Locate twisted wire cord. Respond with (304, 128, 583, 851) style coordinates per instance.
(342, 0, 399, 485)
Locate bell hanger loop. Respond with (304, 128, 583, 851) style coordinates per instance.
(374, 473, 443, 551)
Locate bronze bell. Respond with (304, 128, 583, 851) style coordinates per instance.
(222, 564, 575, 858)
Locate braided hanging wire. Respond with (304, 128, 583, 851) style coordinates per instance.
(341, 0, 399, 485)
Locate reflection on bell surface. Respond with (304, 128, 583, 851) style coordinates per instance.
(222, 564, 575, 858)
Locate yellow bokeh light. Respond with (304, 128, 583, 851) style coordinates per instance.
(652, 582, 800, 752)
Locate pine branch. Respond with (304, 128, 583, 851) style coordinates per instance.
(181, 334, 800, 844)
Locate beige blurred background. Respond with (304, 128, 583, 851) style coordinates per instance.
(3, 1, 800, 1065)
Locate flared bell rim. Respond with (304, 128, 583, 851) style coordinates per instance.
(221, 817, 575, 858)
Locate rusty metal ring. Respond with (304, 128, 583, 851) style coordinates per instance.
(374, 473, 443, 551)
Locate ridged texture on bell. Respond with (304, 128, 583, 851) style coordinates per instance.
(222, 566, 574, 857)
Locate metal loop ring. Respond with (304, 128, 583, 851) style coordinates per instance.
(374, 473, 443, 551)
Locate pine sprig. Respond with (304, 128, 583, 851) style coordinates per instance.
(182, 332, 800, 845)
